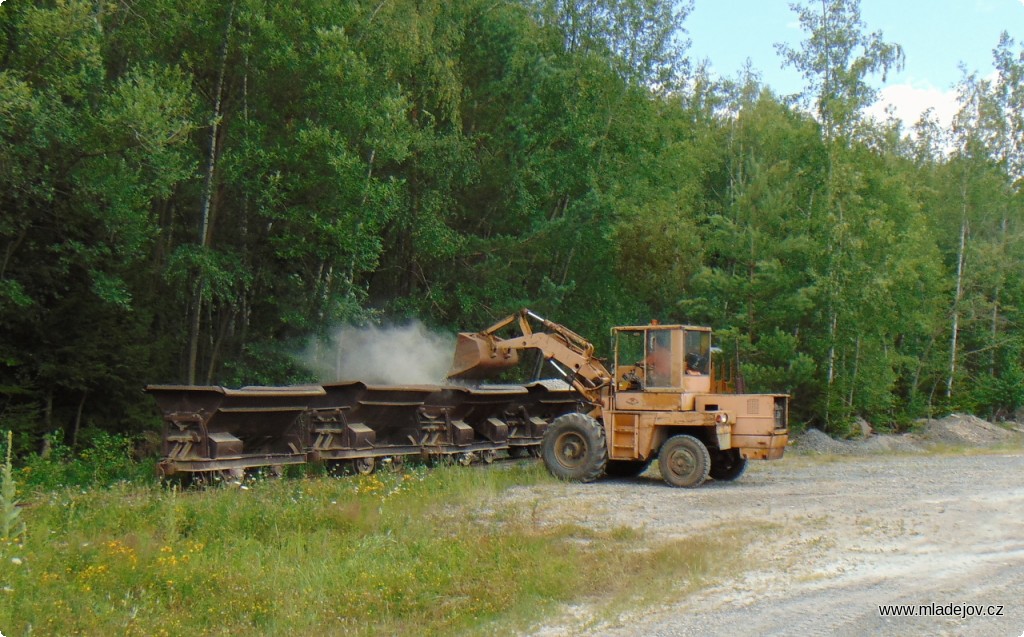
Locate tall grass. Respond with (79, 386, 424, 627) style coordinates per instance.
(0, 461, 743, 636)
(1, 431, 26, 543)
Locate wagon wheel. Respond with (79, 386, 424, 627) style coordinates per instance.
(353, 457, 375, 475)
(387, 455, 406, 472)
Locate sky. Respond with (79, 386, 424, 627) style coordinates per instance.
(685, 0, 1024, 130)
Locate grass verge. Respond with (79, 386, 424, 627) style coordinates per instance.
(0, 462, 743, 636)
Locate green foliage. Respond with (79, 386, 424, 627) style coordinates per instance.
(19, 431, 151, 491)
(963, 343, 1024, 419)
(1, 0, 1023, 443)
(777, 0, 904, 140)
(737, 329, 818, 395)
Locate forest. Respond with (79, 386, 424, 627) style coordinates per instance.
(1, 0, 1022, 454)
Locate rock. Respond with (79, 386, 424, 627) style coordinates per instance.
(853, 417, 873, 439)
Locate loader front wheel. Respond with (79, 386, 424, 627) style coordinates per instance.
(658, 435, 710, 488)
(541, 413, 607, 483)
(709, 449, 747, 481)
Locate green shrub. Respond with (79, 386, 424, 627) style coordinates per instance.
(20, 430, 154, 491)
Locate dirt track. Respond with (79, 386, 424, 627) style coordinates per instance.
(514, 449, 1024, 637)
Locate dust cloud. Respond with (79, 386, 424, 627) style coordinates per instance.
(301, 321, 456, 385)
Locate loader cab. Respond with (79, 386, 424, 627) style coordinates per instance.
(612, 324, 711, 411)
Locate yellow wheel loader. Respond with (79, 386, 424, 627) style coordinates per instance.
(449, 309, 789, 488)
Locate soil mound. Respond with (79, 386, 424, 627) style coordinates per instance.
(794, 413, 1022, 455)
(920, 413, 1017, 446)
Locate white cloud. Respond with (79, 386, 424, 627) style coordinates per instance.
(864, 82, 959, 133)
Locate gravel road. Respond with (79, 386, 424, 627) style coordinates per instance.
(512, 450, 1024, 637)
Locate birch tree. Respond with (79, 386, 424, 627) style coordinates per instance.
(776, 0, 904, 429)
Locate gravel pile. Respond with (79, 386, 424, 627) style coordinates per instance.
(920, 413, 1018, 446)
(794, 428, 857, 454)
(793, 413, 1022, 455)
(857, 433, 924, 453)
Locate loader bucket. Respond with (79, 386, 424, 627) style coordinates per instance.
(448, 332, 520, 379)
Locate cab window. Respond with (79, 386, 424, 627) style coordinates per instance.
(646, 330, 671, 387)
(615, 329, 672, 389)
(684, 330, 710, 376)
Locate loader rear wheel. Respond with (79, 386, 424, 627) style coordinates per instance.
(541, 413, 607, 483)
(709, 449, 747, 481)
(604, 459, 650, 478)
(658, 435, 710, 488)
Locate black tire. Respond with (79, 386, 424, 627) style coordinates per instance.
(658, 435, 710, 488)
(709, 449, 747, 481)
(541, 413, 607, 482)
(604, 459, 650, 478)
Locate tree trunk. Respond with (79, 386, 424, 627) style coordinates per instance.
(72, 390, 87, 448)
(990, 213, 1007, 376)
(204, 307, 236, 385)
(947, 211, 968, 399)
(43, 390, 53, 432)
(824, 307, 837, 426)
(188, 0, 235, 385)
(847, 334, 860, 408)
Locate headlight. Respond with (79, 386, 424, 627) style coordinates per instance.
(715, 412, 729, 424)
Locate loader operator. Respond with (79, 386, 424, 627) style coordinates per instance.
(685, 352, 704, 375)
(645, 331, 671, 387)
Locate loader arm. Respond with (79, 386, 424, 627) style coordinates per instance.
(448, 309, 611, 405)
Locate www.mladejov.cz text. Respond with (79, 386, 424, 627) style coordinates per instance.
(878, 603, 1006, 619)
